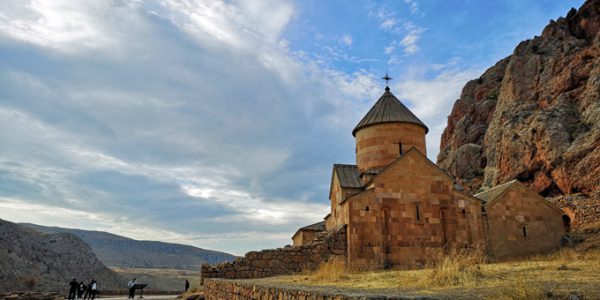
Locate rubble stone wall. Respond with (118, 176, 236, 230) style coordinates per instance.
(549, 193, 600, 228)
(204, 278, 436, 300)
(201, 226, 347, 283)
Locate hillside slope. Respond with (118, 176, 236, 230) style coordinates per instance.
(0, 219, 123, 293)
(21, 223, 236, 270)
(437, 0, 600, 226)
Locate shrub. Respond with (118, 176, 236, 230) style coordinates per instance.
(494, 278, 547, 300)
(310, 256, 348, 282)
(420, 250, 484, 287)
(24, 276, 37, 289)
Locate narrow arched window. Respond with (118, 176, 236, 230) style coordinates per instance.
(416, 204, 421, 221)
(522, 226, 527, 238)
(398, 143, 403, 155)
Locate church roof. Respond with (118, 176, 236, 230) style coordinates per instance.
(352, 87, 428, 136)
(298, 221, 326, 232)
(292, 221, 326, 239)
(333, 164, 362, 188)
(474, 180, 518, 203)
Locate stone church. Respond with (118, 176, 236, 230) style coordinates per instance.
(201, 85, 569, 282)
(293, 86, 566, 268)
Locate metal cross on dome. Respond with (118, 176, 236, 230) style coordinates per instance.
(382, 73, 392, 89)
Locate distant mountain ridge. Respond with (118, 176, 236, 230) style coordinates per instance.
(0, 219, 123, 293)
(21, 223, 236, 270)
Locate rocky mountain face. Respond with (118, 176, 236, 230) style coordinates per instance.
(21, 223, 236, 270)
(438, 0, 600, 226)
(0, 219, 124, 293)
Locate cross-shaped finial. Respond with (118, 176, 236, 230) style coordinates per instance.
(382, 73, 392, 90)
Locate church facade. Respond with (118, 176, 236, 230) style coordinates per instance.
(294, 86, 566, 268)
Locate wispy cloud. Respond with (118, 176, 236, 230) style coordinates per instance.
(393, 64, 482, 158)
(380, 18, 397, 31)
(399, 22, 425, 54)
(340, 34, 353, 46)
(404, 0, 419, 14)
(369, 5, 424, 56)
(0, 0, 390, 255)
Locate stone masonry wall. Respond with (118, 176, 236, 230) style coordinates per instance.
(204, 278, 438, 300)
(549, 193, 600, 228)
(346, 150, 485, 269)
(486, 183, 564, 260)
(355, 123, 427, 173)
(201, 226, 347, 283)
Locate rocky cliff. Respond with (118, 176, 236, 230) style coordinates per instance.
(0, 219, 124, 293)
(438, 0, 600, 226)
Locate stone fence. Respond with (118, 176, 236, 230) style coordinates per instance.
(201, 225, 347, 283)
(203, 278, 439, 300)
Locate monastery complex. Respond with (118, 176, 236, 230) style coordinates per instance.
(202, 85, 568, 281)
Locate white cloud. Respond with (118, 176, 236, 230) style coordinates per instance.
(404, 0, 419, 14)
(340, 34, 353, 46)
(380, 18, 397, 31)
(0, 0, 387, 255)
(400, 22, 425, 55)
(384, 41, 397, 55)
(393, 66, 482, 158)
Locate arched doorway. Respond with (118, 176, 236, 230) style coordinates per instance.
(562, 215, 571, 232)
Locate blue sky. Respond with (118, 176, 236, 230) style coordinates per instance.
(0, 0, 584, 255)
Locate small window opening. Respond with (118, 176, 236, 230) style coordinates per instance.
(365, 206, 370, 212)
(461, 209, 466, 215)
(416, 204, 421, 221)
(522, 226, 527, 238)
(398, 143, 403, 155)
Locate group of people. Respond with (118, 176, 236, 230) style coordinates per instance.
(68, 279, 97, 300)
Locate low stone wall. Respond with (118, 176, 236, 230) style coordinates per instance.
(0, 292, 62, 300)
(549, 193, 600, 228)
(201, 226, 347, 283)
(204, 278, 438, 300)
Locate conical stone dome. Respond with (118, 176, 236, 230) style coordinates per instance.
(352, 87, 428, 137)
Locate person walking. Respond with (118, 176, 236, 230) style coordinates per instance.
(127, 278, 137, 299)
(77, 281, 85, 299)
(82, 280, 92, 300)
(89, 280, 97, 300)
(68, 279, 78, 300)
(185, 279, 190, 292)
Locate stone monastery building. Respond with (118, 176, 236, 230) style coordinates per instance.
(293, 86, 566, 267)
(201, 86, 569, 282)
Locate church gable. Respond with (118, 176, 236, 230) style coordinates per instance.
(482, 180, 565, 260)
(329, 164, 363, 207)
(479, 180, 563, 216)
(368, 147, 455, 193)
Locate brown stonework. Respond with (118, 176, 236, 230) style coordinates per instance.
(203, 84, 567, 297)
(291, 221, 326, 246)
(343, 149, 485, 269)
(355, 123, 426, 173)
(204, 278, 440, 300)
(292, 230, 317, 246)
(201, 226, 346, 283)
(482, 181, 565, 260)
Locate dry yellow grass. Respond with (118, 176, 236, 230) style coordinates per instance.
(267, 248, 600, 299)
(419, 249, 485, 287)
(307, 255, 349, 281)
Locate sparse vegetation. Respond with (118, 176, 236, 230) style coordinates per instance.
(306, 256, 349, 282)
(266, 248, 600, 299)
(23, 276, 37, 290)
(420, 250, 484, 287)
(178, 286, 203, 300)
